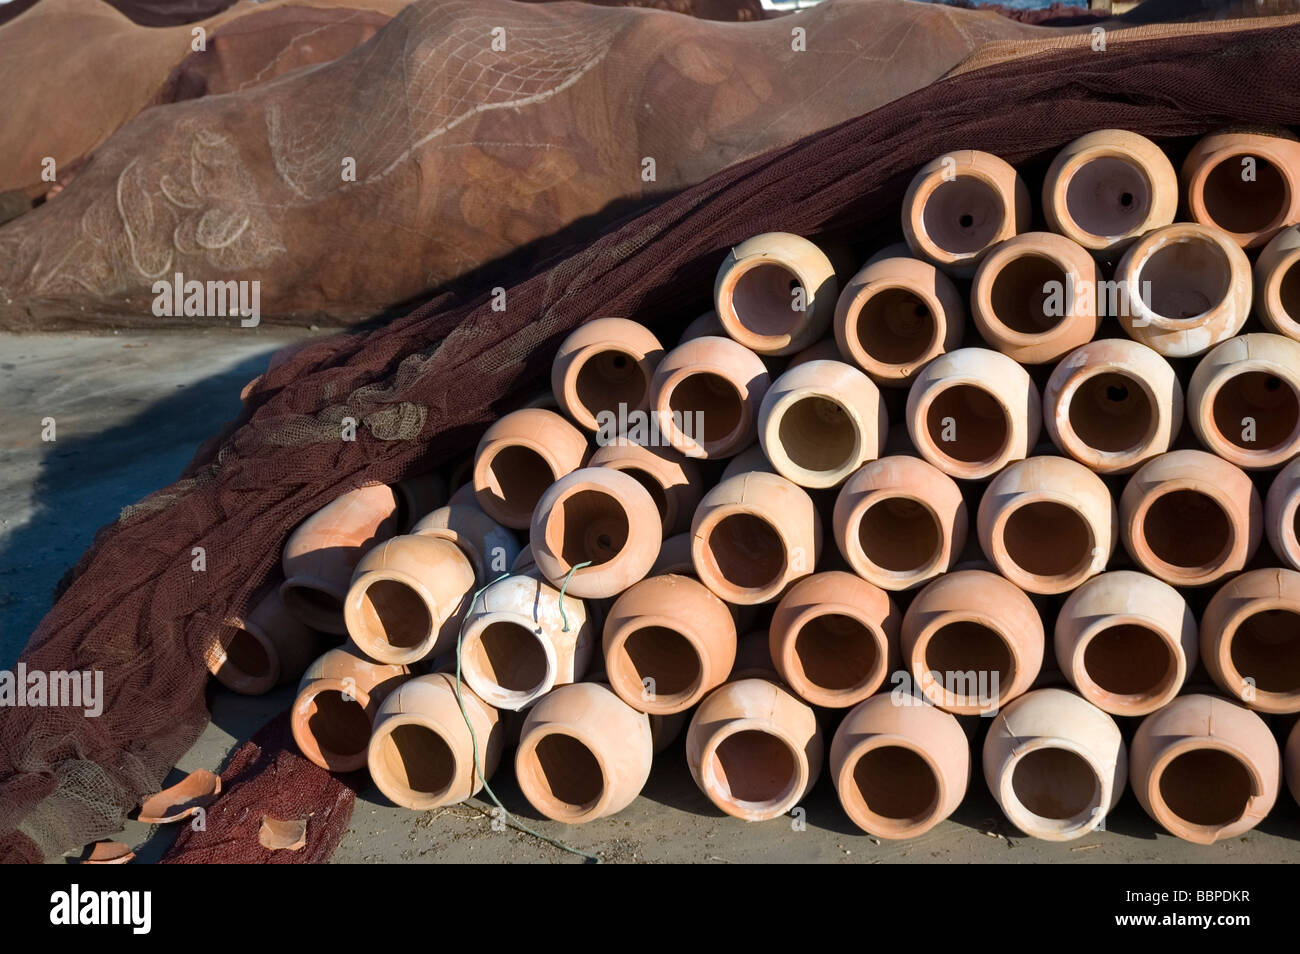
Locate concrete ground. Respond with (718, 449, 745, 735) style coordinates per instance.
(2, 331, 1298, 864)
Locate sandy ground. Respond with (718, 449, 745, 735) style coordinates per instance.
(2, 331, 1298, 864)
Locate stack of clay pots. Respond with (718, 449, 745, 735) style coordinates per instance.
(262, 126, 1300, 848)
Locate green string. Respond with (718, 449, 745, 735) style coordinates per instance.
(452, 571, 601, 863)
(558, 560, 592, 632)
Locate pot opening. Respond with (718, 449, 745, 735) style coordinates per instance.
(922, 176, 1005, 255)
(988, 253, 1070, 334)
(1141, 489, 1231, 573)
(223, 627, 272, 681)
(617, 625, 703, 705)
(1210, 371, 1300, 454)
(923, 620, 1014, 707)
(849, 745, 940, 832)
(729, 262, 807, 337)
(528, 732, 605, 817)
(1011, 747, 1101, 826)
(1138, 236, 1232, 321)
(1280, 258, 1300, 323)
(1082, 623, 1177, 701)
(374, 723, 456, 802)
(1001, 500, 1093, 583)
(667, 372, 744, 447)
(467, 621, 549, 695)
(856, 287, 937, 366)
(1067, 371, 1155, 454)
(574, 348, 650, 421)
(281, 582, 343, 630)
(547, 489, 631, 570)
(1158, 748, 1253, 828)
(1229, 609, 1300, 694)
(793, 613, 880, 692)
(924, 384, 1010, 466)
(1065, 155, 1152, 238)
(709, 729, 800, 811)
(356, 579, 432, 651)
(776, 396, 857, 474)
(857, 496, 942, 573)
(482, 444, 555, 525)
(703, 513, 787, 593)
(1202, 155, 1289, 235)
(306, 689, 372, 760)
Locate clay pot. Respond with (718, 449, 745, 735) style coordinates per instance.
(901, 150, 1031, 276)
(899, 570, 1043, 715)
(280, 484, 401, 634)
(602, 573, 737, 714)
(983, 688, 1127, 841)
(678, 310, 724, 344)
(1265, 457, 1300, 570)
(529, 467, 662, 599)
(691, 471, 822, 604)
(588, 440, 703, 536)
(1201, 568, 1300, 714)
(1187, 333, 1300, 470)
(768, 571, 900, 708)
(1114, 223, 1252, 358)
(411, 500, 520, 582)
(1043, 338, 1183, 474)
(367, 674, 503, 811)
(208, 587, 321, 695)
(786, 338, 841, 368)
(511, 544, 536, 574)
(905, 347, 1041, 480)
(685, 677, 824, 821)
(757, 359, 887, 489)
(1253, 225, 1300, 339)
(1182, 129, 1300, 248)
(713, 232, 838, 355)
(291, 647, 410, 772)
(1286, 721, 1300, 808)
(472, 408, 589, 529)
(829, 694, 968, 839)
(515, 682, 653, 823)
(832, 455, 968, 591)
(832, 255, 964, 387)
(551, 317, 664, 432)
(1129, 694, 1280, 844)
(1042, 129, 1178, 254)
(647, 336, 771, 459)
(976, 456, 1115, 595)
(343, 534, 476, 665)
(458, 573, 595, 710)
(1119, 450, 1263, 588)
(719, 444, 774, 481)
(971, 232, 1101, 365)
(1055, 571, 1197, 717)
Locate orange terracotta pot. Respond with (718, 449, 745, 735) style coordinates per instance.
(207, 586, 321, 696)
(1119, 450, 1263, 588)
(588, 440, 703, 536)
(1200, 568, 1300, 714)
(829, 694, 968, 839)
(647, 336, 771, 459)
(1253, 224, 1300, 340)
(291, 647, 410, 772)
(1129, 694, 1280, 844)
(552, 317, 664, 432)
(411, 500, 520, 583)
(685, 677, 823, 822)
(1265, 457, 1300, 570)
(1182, 129, 1300, 248)
(602, 573, 737, 715)
(713, 232, 838, 355)
(1187, 333, 1300, 470)
(786, 338, 841, 368)
(472, 408, 589, 529)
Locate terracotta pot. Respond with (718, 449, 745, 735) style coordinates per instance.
(515, 682, 653, 823)
(411, 500, 520, 582)
(367, 674, 503, 811)
(1129, 694, 1280, 844)
(343, 535, 476, 665)
(901, 150, 1031, 276)
(1119, 450, 1263, 588)
(976, 456, 1115, 595)
(1187, 333, 1300, 470)
(1253, 225, 1300, 339)
(1200, 568, 1300, 714)
(588, 440, 703, 536)
(719, 444, 774, 481)
(280, 484, 401, 634)
(647, 336, 771, 459)
(459, 573, 595, 710)
(1182, 129, 1300, 248)
(768, 571, 900, 708)
(291, 647, 410, 772)
(1042, 129, 1178, 254)
(786, 338, 841, 368)
(832, 255, 964, 387)
(1114, 223, 1252, 358)
(551, 317, 664, 433)
(1286, 720, 1300, 808)
(1265, 457, 1300, 571)
(829, 694, 968, 839)
(529, 466, 662, 599)
(602, 573, 737, 714)
(472, 408, 589, 529)
(905, 347, 1041, 480)
(971, 232, 1101, 365)
(207, 587, 321, 696)
(691, 470, 822, 604)
(983, 688, 1127, 841)
(832, 455, 967, 591)
(678, 310, 724, 344)
(713, 232, 838, 355)
(1043, 338, 1183, 474)
(900, 569, 1043, 715)
(685, 677, 824, 821)
(1055, 571, 1196, 717)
